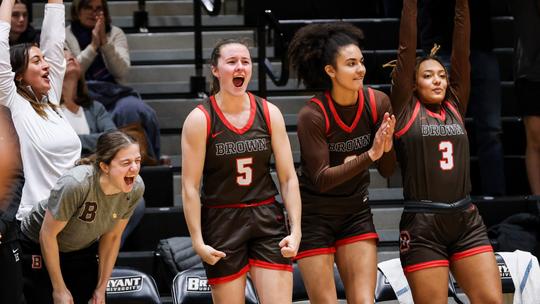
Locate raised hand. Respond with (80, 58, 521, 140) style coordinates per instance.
(368, 119, 388, 161)
(382, 113, 396, 152)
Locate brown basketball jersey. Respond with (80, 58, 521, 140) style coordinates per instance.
(394, 99, 471, 203)
(197, 93, 278, 207)
(298, 88, 379, 214)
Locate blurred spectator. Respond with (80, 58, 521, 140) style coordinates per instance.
(0, 106, 25, 304)
(61, 49, 116, 156)
(65, 0, 161, 163)
(61, 49, 145, 246)
(506, 0, 540, 195)
(9, 0, 38, 46)
(419, 0, 506, 196)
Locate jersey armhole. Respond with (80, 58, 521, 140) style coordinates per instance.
(262, 98, 272, 135)
(367, 87, 378, 125)
(310, 97, 330, 135)
(395, 100, 421, 138)
(196, 104, 211, 139)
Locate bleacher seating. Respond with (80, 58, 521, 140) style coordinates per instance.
(23, 0, 536, 301)
(107, 267, 161, 304)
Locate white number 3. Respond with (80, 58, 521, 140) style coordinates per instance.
(236, 158, 253, 186)
(439, 141, 454, 170)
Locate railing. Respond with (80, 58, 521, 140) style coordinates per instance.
(192, 0, 222, 97)
(257, 10, 290, 98)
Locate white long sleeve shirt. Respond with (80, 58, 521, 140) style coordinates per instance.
(0, 4, 81, 220)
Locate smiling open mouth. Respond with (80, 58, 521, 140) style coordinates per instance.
(124, 176, 135, 185)
(233, 76, 245, 87)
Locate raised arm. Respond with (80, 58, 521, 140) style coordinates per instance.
(449, 0, 471, 115)
(268, 102, 301, 258)
(40, 0, 66, 105)
(181, 108, 225, 265)
(390, 0, 418, 115)
(0, 0, 17, 108)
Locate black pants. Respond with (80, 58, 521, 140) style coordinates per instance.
(20, 233, 98, 304)
(0, 239, 25, 304)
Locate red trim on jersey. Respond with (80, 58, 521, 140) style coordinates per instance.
(207, 264, 250, 285)
(395, 101, 421, 138)
(367, 88, 378, 125)
(196, 105, 211, 139)
(426, 106, 446, 121)
(262, 98, 272, 135)
(249, 259, 293, 272)
(403, 260, 449, 273)
(310, 97, 330, 135)
(445, 101, 464, 125)
(326, 90, 364, 133)
(210, 93, 256, 135)
(450, 245, 493, 262)
(204, 197, 275, 209)
(294, 247, 336, 260)
(335, 232, 379, 247)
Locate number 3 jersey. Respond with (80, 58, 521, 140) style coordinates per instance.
(394, 99, 471, 203)
(197, 93, 278, 207)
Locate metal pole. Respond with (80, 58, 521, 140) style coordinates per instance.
(257, 11, 267, 98)
(191, 0, 206, 97)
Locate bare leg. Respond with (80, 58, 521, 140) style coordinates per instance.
(297, 254, 337, 304)
(406, 266, 449, 304)
(451, 252, 502, 304)
(250, 266, 293, 304)
(334, 239, 377, 304)
(210, 273, 247, 304)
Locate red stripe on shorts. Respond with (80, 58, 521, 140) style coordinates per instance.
(294, 247, 336, 260)
(207, 264, 250, 285)
(450, 245, 493, 262)
(403, 260, 449, 273)
(249, 259, 293, 272)
(335, 232, 379, 247)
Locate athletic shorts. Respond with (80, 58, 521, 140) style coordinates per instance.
(295, 205, 378, 260)
(399, 203, 493, 273)
(201, 200, 292, 285)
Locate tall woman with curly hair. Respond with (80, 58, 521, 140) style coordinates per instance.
(390, 0, 502, 302)
(288, 22, 396, 303)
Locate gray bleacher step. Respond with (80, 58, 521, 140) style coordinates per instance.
(127, 31, 255, 51)
(126, 62, 287, 83)
(33, 1, 242, 28)
(131, 78, 303, 94)
(131, 46, 274, 62)
(146, 95, 310, 129)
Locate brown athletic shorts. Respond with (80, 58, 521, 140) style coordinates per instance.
(295, 205, 378, 260)
(201, 199, 292, 285)
(399, 203, 493, 273)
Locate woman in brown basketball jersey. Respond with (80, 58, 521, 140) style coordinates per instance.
(181, 38, 301, 303)
(390, 0, 502, 303)
(288, 22, 396, 303)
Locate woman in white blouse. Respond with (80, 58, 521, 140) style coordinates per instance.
(0, 0, 81, 220)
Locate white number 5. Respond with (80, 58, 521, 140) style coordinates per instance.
(439, 141, 454, 170)
(236, 158, 253, 186)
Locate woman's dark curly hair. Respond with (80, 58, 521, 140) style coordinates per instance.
(288, 22, 364, 90)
